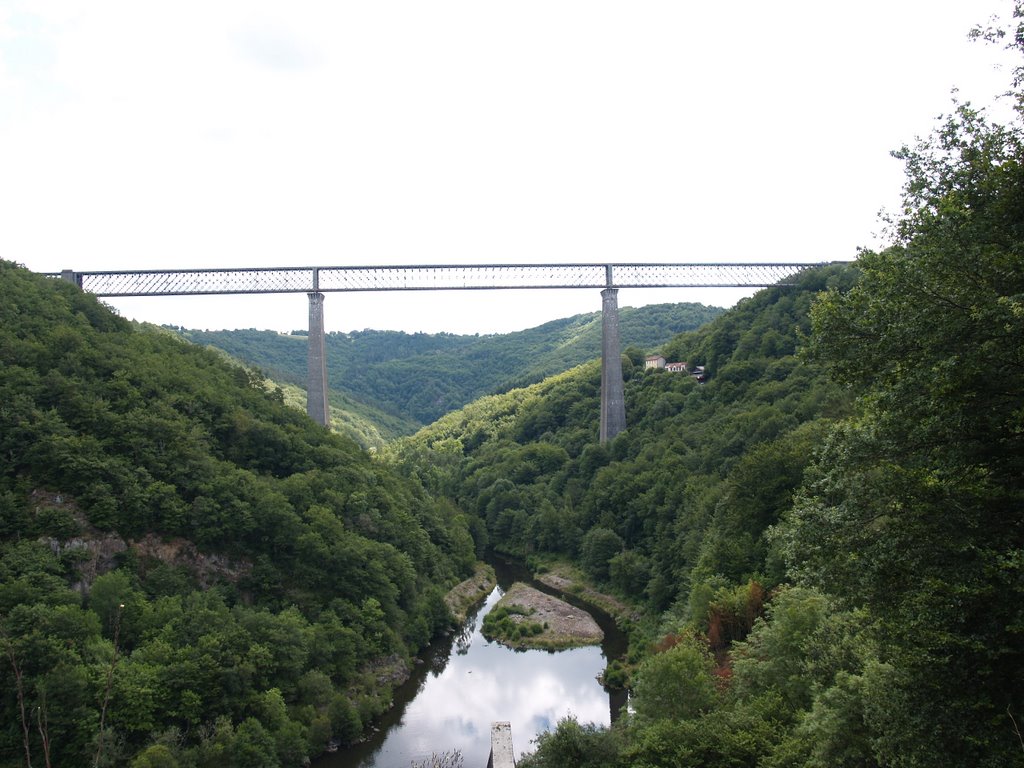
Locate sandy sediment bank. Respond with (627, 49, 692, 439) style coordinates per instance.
(487, 582, 603, 649)
(536, 566, 642, 624)
(444, 562, 497, 624)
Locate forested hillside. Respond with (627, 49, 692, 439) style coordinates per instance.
(0, 261, 475, 767)
(389, 83, 1024, 765)
(390, 263, 855, 615)
(4, 12, 1023, 768)
(388, 61, 1024, 763)
(180, 301, 722, 440)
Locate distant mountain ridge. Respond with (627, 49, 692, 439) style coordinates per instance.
(178, 302, 723, 443)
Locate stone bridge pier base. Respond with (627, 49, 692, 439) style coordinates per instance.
(488, 721, 516, 767)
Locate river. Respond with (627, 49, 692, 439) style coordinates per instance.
(315, 556, 627, 768)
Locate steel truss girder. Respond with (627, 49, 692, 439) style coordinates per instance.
(50, 262, 843, 297)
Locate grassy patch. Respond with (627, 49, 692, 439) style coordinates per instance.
(481, 604, 545, 643)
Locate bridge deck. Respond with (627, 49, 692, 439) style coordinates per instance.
(50, 262, 843, 297)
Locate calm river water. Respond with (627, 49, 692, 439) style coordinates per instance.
(315, 556, 627, 768)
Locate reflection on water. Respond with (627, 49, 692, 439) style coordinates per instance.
(317, 559, 623, 768)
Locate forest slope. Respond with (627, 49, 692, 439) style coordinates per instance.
(391, 216, 1023, 766)
(0, 261, 475, 767)
(389, 263, 856, 616)
(388, 27, 1024, 763)
(180, 301, 722, 440)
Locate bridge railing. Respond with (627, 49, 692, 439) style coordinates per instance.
(47, 262, 845, 297)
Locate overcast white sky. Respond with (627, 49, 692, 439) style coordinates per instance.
(0, 1, 1016, 334)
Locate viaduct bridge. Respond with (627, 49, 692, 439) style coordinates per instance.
(53, 262, 839, 442)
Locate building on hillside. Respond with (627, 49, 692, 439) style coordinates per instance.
(644, 355, 666, 370)
(646, 356, 708, 382)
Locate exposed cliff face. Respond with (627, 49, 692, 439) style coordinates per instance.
(32, 489, 250, 594)
(131, 534, 251, 587)
(46, 530, 127, 593)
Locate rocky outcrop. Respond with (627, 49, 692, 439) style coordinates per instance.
(47, 531, 252, 594)
(132, 534, 251, 587)
(32, 489, 250, 594)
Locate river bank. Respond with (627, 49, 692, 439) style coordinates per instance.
(315, 554, 628, 767)
(535, 561, 642, 624)
(444, 562, 497, 623)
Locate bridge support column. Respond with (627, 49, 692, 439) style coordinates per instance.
(600, 287, 626, 443)
(307, 291, 330, 427)
(488, 721, 515, 768)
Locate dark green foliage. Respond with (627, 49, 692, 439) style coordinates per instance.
(630, 633, 716, 723)
(623, 693, 792, 768)
(480, 604, 544, 643)
(517, 716, 623, 768)
(779, 97, 1024, 767)
(0, 262, 473, 766)
(580, 528, 624, 582)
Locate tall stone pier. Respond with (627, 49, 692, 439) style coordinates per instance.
(599, 286, 626, 443)
(306, 291, 330, 427)
(488, 721, 516, 768)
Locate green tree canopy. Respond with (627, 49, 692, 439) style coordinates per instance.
(782, 90, 1024, 768)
